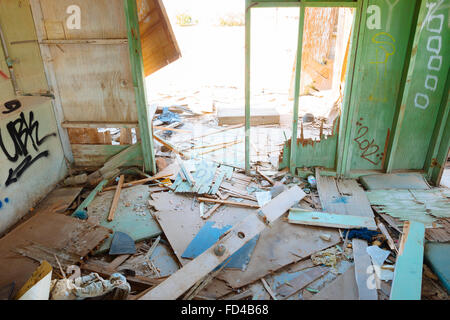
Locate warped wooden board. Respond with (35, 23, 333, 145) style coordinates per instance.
(33, 187, 82, 213)
(390, 221, 425, 300)
(310, 265, 358, 300)
(316, 173, 377, 300)
(152, 192, 340, 289)
(137, 0, 181, 76)
(360, 173, 430, 190)
(288, 209, 377, 230)
(87, 185, 162, 254)
(140, 186, 305, 300)
(0, 212, 111, 298)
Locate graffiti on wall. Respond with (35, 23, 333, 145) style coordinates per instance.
(414, 0, 447, 110)
(0, 197, 9, 210)
(369, 32, 397, 102)
(366, 0, 400, 32)
(2, 99, 22, 114)
(354, 118, 385, 166)
(0, 111, 56, 187)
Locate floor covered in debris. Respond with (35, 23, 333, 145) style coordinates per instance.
(1, 118, 449, 300)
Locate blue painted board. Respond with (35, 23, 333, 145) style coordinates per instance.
(181, 221, 259, 271)
(390, 221, 425, 300)
(424, 242, 450, 294)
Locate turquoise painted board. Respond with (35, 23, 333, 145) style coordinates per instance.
(288, 209, 377, 229)
(390, 0, 449, 171)
(424, 242, 450, 293)
(347, 0, 418, 171)
(86, 185, 162, 254)
(390, 221, 425, 300)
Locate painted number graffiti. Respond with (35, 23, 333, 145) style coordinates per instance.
(415, 0, 446, 110)
(2, 99, 22, 114)
(0, 111, 56, 187)
(354, 118, 384, 166)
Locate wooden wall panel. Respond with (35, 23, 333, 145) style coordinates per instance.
(71, 144, 143, 167)
(38, 0, 138, 122)
(138, 0, 181, 77)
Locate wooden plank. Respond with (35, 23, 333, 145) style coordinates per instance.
(140, 186, 305, 300)
(107, 175, 125, 221)
(352, 239, 378, 300)
(154, 135, 187, 157)
(316, 173, 377, 300)
(218, 107, 280, 126)
(67, 128, 112, 145)
(198, 198, 260, 209)
(33, 187, 82, 214)
(390, 221, 425, 300)
(124, 0, 156, 173)
(102, 173, 171, 192)
(41, 39, 128, 45)
(288, 209, 377, 230)
(72, 180, 109, 217)
(62, 121, 139, 129)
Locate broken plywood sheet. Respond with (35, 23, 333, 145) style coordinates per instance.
(198, 279, 233, 300)
(360, 173, 431, 190)
(217, 222, 340, 289)
(152, 192, 340, 289)
(310, 265, 358, 300)
(272, 265, 329, 299)
(87, 185, 162, 254)
(151, 192, 259, 265)
(120, 243, 179, 278)
(34, 187, 83, 213)
(0, 213, 110, 298)
(217, 107, 281, 126)
(181, 221, 259, 271)
(366, 188, 450, 228)
(140, 186, 305, 300)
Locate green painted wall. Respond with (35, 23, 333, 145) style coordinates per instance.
(0, 0, 67, 235)
(346, 0, 418, 171)
(389, 0, 449, 171)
